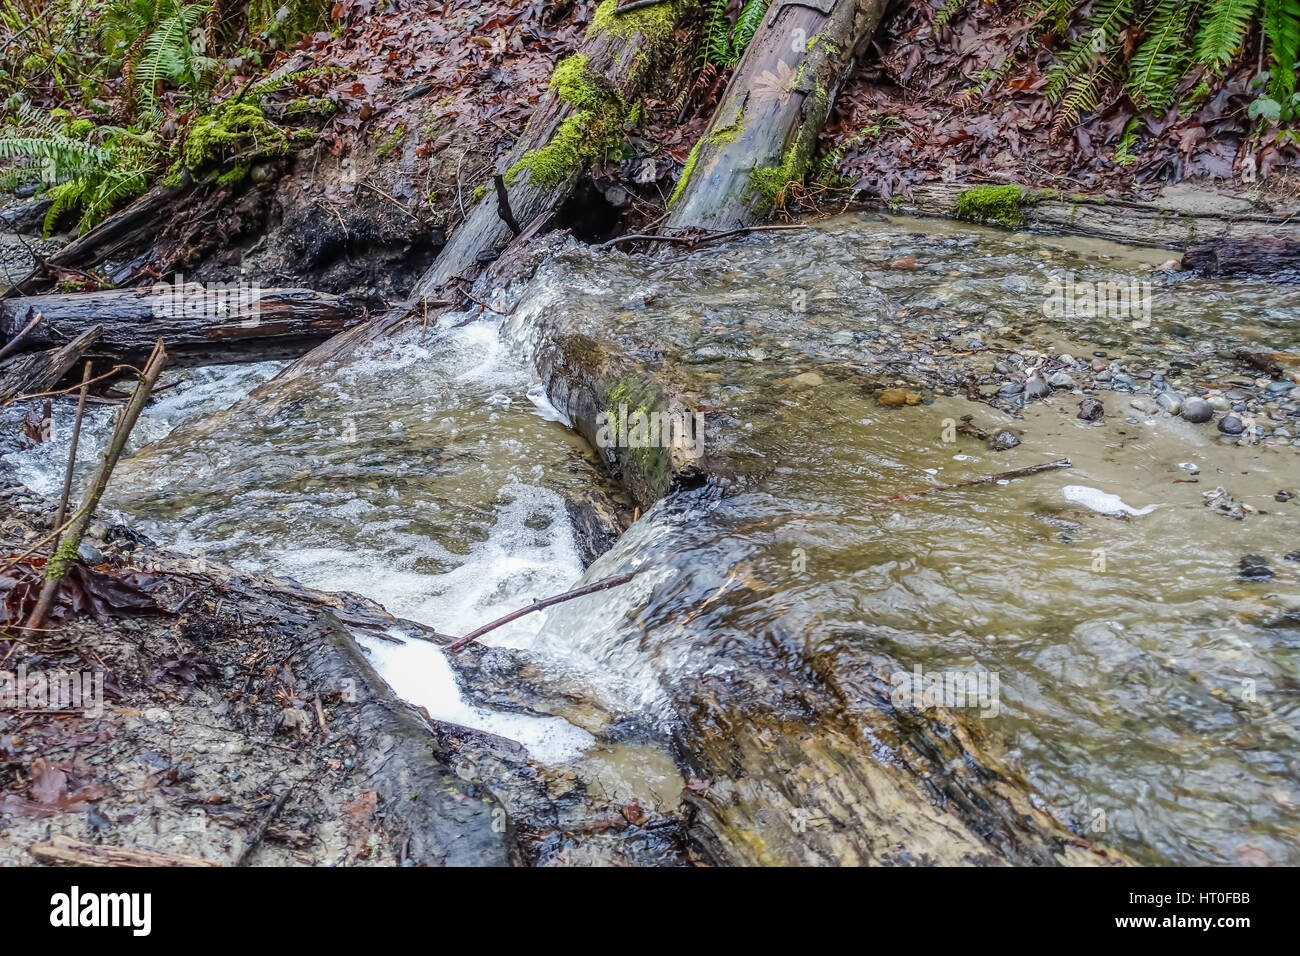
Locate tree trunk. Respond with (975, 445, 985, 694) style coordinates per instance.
(410, 0, 690, 299)
(0, 326, 101, 404)
(0, 287, 363, 366)
(664, 0, 887, 231)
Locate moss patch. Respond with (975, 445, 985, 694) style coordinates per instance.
(747, 89, 827, 212)
(505, 54, 627, 188)
(952, 184, 1036, 229)
(587, 0, 679, 46)
(181, 101, 292, 181)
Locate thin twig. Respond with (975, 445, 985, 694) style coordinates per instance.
(26, 341, 167, 629)
(599, 223, 810, 250)
(447, 570, 641, 651)
(53, 361, 92, 533)
(235, 787, 294, 866)
(3, 362, 143, 406)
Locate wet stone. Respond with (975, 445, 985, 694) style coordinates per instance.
(1180, 398, 1214, 423)
(1239, 555, 1273, 581)
(1219, 415, 1245, 436)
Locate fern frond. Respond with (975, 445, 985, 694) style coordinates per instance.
(700, 0, 733, 66)
(933, 0, 969, 34)
(1264, 0, 1300, 100)
(731, 0, 768, 62)
(1194, 0, 1260, 70)
(1045, 0, 1135, 103)
(1127, 1, 1195, 111)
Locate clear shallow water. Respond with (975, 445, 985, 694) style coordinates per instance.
(518, 217, 1300, 865)
(4, 214, 1298, 863)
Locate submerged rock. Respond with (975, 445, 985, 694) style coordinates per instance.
(1239, 555, 1273, 581)
(1218, 415, 1245, 435)
(1180, 398, 1214, 423)
(1077, 397, 1105, 421)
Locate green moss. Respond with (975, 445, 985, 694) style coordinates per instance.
(373, 124, 407, 157)
(505, 54, 627, 188)
(46, 537, 80, 580)
(669, 140, 701, 207)
(747, 89, 826, 212)
(471, 184, 488, 203)
(952, 184, 1032, 229)
(587, 0, 679, 45)
(181, 100, 291, 178)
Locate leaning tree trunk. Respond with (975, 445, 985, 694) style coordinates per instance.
(664, 0, 886, 231)
(411, 0, 692, 300)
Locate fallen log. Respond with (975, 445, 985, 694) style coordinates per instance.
(1183, 237, 1300, 277)
(0, 326, 101, 404)
(896, 182, 1300, 249)
(1, 185, 183, 298)
(409, 0, 690, 300)
(0, 286, 364, 366)
(664, 0, 888, 230)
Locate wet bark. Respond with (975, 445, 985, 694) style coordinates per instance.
(664, 0, 888, 231)
(0, 287, 365, 366)
(1183, 237, 1300, 277)
(410, 1, 691, 301)
(0, 326, 101, 404)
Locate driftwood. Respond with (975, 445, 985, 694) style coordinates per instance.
(0, 287, 363, 365)
(664, 0, 889, 230)
(1183, 237, 1300, 277)
(0, 325, 101, 404)
(30, 834, 220, 867)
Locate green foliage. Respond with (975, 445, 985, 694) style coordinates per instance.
(1264, 0, 1300, 101)
(700, 0, 770, 67)
(1126, 1, 1194, 111)
(1038, 0, 1300, 132)
(0, 103, 157, 234)
(1195, 0, 1261, 70)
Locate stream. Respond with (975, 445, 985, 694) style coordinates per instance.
(4, 213, 1298, 865)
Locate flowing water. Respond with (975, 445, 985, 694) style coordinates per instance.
(4, 213, 1298, 864)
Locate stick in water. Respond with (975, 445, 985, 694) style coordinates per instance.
(53, 361, 93, 532)
(26, 341, 167, 630)
(447, 570, 641, 651)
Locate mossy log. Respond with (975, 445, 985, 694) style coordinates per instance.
(410, 0, 690, 300)
(663, 0, 888, 231)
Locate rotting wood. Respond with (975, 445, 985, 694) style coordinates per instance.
(0, 326, 101, 405)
